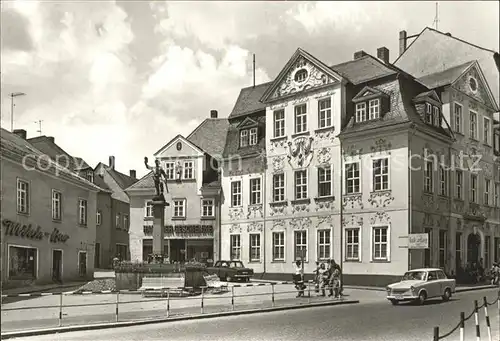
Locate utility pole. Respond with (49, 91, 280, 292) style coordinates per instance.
(433, 2, 440, 30)
(253, 54, 256, 88)
(10, 92, 26, 132)
(35, 120, 43, 136)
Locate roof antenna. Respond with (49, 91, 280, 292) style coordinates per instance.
(253, 53, 256, 88)
(34, 120, 43, 136)
(433, 2, 439, 31)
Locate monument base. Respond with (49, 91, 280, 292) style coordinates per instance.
(152, 194, 170, 206)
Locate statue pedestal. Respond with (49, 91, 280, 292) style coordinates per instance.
(149, 197, 169, 264)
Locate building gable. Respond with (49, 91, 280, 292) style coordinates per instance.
(260, 48, 342, 103)
(237, 117, 258, 129)
(452, 62, 497, 110)
(352, 86, 388, 103)
(154, 134, 204, 159)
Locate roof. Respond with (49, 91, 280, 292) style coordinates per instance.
(1, 129, 100, 191)
(187, 118, 230, 160)
(125, 171, 154, 191)
(104, 164, 138, 190)
(228, 82, 271, 119)
(222, 114, 266, 159)
(417, 61, 474, 89)
(331, 55, 397, 85)
(394, 27, 499, 107)
(93, 172, 111, 191)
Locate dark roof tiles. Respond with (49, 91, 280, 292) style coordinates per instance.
(228, 82, 272, 119)
(187, 118, 230, 159)
(331, 55, 397, 85)
(417, 61, 474, 89)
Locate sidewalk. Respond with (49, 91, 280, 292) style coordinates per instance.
(1, 281, 88, 296)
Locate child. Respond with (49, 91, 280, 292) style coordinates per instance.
(317, 263, 327, 296)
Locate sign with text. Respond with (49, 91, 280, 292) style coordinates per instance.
(143, 225, 214, 236)
(408, 233, 429, 249)
(2, 219, 70, 243)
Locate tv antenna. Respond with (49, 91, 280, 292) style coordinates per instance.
(433, 2, 440, 30)
(35, 120, 43, 136)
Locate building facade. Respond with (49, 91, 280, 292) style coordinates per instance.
(1, 129, 99, 287)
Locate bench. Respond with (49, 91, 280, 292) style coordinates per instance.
(203, 274, 228, 293)
(139, 276, 186, 297)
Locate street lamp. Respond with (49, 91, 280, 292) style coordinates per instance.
(10, 92, 26, 132)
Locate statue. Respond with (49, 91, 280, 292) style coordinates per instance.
(144, 157, 169, 201)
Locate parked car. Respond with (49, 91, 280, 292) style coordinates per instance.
(206, 260, 254, 282)
(386, 268, 456, 305)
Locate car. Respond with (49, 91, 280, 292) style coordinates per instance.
(206, 260, 254, 282)
(386, 268, 456, 305)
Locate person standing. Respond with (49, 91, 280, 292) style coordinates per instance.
(317, 263, 327, 296)
(293, 260, 305, 297)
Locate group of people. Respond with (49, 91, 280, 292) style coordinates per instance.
(292, 259, 342, 298)
(490, 263, 500, 285)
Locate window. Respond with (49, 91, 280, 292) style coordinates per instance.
(96, 211, 101, 226)
(165, 162, 175, 179)
(202, 199, 214, 217)
(485, 236, 491, 270)
(249, 234, 261, 262)
(439, 230, 447, 268)
(470, 111, 478, 140)
(369, 99, 380, 120)
(17, 179, 29, 214)
(373, 158, 389, 191)
(240, 130, 249, 147)
(433, 106, 440, 126)
(456, 233, 462, 269)
(318, 98, 332, 128)
(456, 170, 463, 200)
(484, 117, 491, 145)
(249, 127, 258, 146)
(471, 174, 477, 203)
(424, 228, 432, 267)
(115, 213, 121, 229)
(230, 235, 241, 260)
(295, 69, 308, 82)
(86, 171, 94, 183)
(294, 104, 307, 133)
(318, 166, 332, 197)
(231, 181, 242, 207)
(294, 230, 307, 261)
(294, 170, 308, 200)
(78, 199, 87, 225)
(485, 179, 491, 205)
(173, 199, 186, 218)
(425, 103, 432, 123)
(372, 226, 388, 261)
(424, 160, 434, 193)
(145, 201, 153, 218)
(274, 110, 285, 138)
(250, 178, 261, 205)
(317, 230, 331, 260)
(272, 232, 285, 261)
(454, 103, 463, 133)
(183, 161, 194, 179)
(355, 102, 367, 122)
(345, 228, 360, 261)
(9, 246, 37, 280)
(495, 183, 500, 207)
(273, 173, 285, 202)
(345, 162, 360, 194)
(439, 166, 447, 196)
(115, 244, 128, 261)
(52, 190, 62, 220)
(123, 214, 129, 231)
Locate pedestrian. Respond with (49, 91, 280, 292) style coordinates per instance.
(293, 260, 305, 297)
(313, 261, 320, 293)
(317, 263, 327, 296)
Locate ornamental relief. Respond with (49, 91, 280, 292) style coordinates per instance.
(342, 145, 363, 161)
(315, 198, 335, 212)
(482, 162, 493, 179)
(316, 147, 332, 166)
(271, 219, 286, 230)
(421, 194, 438, 211)
(287, 136, 314, 169)
(269, 203, 287, 216)
(290, 217, 312, 230)
(229, 224, 242, 234)
(370, 211, 391, 225)
(314, 128, 336, 145)
(437, 197, 449, 212)
(269, 138, 288, 153)
(367, 191, 394, 208)
(292, 202, 310, 214)
(453, 200, 465, 213)
(342, 214, 363, 228)
(343, 194, 364, 210)
(229, 207, 245, 220)
(247, 205, 263, 219)
(247, 222, 263, 233)
(272, 156, 286, 173)
(270, 102, 288, 111)
(423, 213, 434, 227)
(456, 218, 463, 231)
(317, 215, 334, 227)
(370, 138, 392, 156)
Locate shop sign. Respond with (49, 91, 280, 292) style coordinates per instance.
(408, 233, 429, 249)
(143, 225, 214, 236)
(2, 219, 70, 244)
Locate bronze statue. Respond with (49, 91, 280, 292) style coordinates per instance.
(144, 157, 169, 200)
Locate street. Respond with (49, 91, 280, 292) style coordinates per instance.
(8, 288, 500, 341)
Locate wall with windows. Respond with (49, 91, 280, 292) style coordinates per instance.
(128, 194, 152, 262)
(1, 159, 97, 286)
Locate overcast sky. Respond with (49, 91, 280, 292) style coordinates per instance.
(1, 1, 498, 178)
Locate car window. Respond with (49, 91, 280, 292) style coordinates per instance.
(220, 262, 228, 267)
(214, 261, 221, 267)
(427, 271, 438, 281)
(437, 270, 446, 279)
(231, 261, 244, 268)
(402, 271, 426, 281)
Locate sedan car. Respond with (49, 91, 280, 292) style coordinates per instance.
(386, 268, 456, 305)
(206, 260, 254, 282)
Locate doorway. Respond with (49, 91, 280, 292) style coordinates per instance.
(467, 233, 481, 265)
(170, 240, 186, 263)
(52, 250, 63, 282)
(94, 243, 101, 269)
(78, 251, 87, 277)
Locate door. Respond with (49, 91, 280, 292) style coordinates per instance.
(79, 252, 87, 277)
(52, 250, 62, 282)
(94, 243, 100, 269)
(426, 271, 440, 297)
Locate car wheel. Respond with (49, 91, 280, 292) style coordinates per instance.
(390, 299, 399, 305)
(226, 275, 232, 282)
(244, 277, 250, 283)
(417, 291, 427, 305)
(442, 288, 451, 302)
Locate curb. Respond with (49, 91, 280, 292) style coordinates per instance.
(0, 299, 359, 339)
(455, 285, 497, 293)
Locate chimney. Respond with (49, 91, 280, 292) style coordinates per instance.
(13, 129, 27, 139)
(377, 47, 390, 64)
(353, 51, 367, 60)
(109, 156, 115, 169)
(129, 170, 136, 179)
(399, 30, 407, 56)
(210, 110, 218, 119)
(47, 136, 55, 144)
(445, 32, 452, 37)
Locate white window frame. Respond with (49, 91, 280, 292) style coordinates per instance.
(470, 110, 478, 140)
(485, 179, 491, 206)
(317, 165, 333, 197)
(368, 99, 380, 120)
(231, 181, 242, 207)
(249, 233, 261, 262)
(123, 214, 129, 231)
(183, 161, 194, 179)
(165, 162, 175, 179)
(370, 225, 390, 262)
(345, 227, 361, 262)
(294, 169, 308, 200)
(173, 199, 186, 218)
(240, 129, 248, 147)
(52, 189, 62, 221)
(273, 173, 285, 202)
(453, 102, 463, 133)
(438, 165, 448, 196)
(145, 201, 153, 218)
(495, 183, 500, 208)
(272, 231, 285, 261)
(355, 102, 367, 122)
(424, 160, 434, 193)
(425, 103, 432, 123)
(371, 156, 390, 192)
(318, 97, 332, 128)
(230, 234, 241, 260)
(273, 109, 285, 138)
(201, 198, 214, 217)
(294, 230, 308, 261)
(249, 127, 258, 146)
(471, 174, 478, 203)
(484, 117, 491, 145)
(433, 106, 440, 126)
(294, 104, 307, 133)
(345, 161, 361, 194)
(16, 178, 30, 214)
(115, 213, 121, 229)
(86, 171, 94, 183)
(456, 170, 463, 200)
(78, 199, 87, 226)
(249, 177, 262, 205)
(96, 210, 101, 226)
(317, 229, 331, 261)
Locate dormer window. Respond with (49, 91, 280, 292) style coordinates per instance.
(240, 127, 258, 147)
(355, 103, 367, 122)
(425, 103, 432, 124)
(249, 127, 258, 145)
(86, 171, 94, 183)
(369, 99, 380, 120)
(433, 106, 441, 127)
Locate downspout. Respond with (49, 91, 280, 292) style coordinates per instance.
(262, 156, 267, 278)
(408, 123, 417, 270)
(218, 169, 222, 262)
(339, 138, 344, 288)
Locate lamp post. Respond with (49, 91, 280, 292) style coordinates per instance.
(10, 92, 26, 132)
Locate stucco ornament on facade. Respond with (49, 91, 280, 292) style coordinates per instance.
(370, 211, 391, 225)
(269, 203, 287, 216)
(229, 224, 242, 233)
(317, 148, 332, 165)
(287, 136, 314, 169)
(453, 200, 465, 213)
(247, 204, 263, 219)
(291, 201, 310, 214)
(271, 219, 286, 230)
(269, 138, 288, 153)
(317, 214, 334, 227)
(367, 191, 394, 208)
(272, 156, 285, 173)
(342, 214, 363, 227)
(343, 194, 364, 210)
(229, 207, 245, 220)
(342, 145, 363, 161)
(423, 213, 434, 227)
(289, 217, 312, 230)
(247, 222, 263, 232)
(370, 138, 392, 156)
(422, 194, 438, 211)
(456, 218, 463, 231)
(315, 197, 335, 211)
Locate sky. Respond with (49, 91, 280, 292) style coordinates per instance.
(1, 1, 499, 179)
